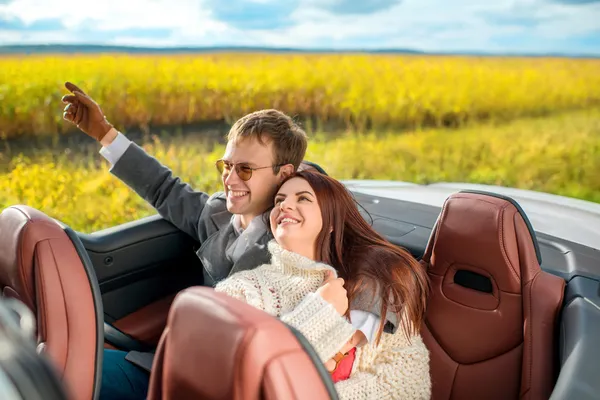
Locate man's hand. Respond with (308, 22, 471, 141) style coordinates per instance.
(61, 82, 113, 142)
(316, 270, 348, 316)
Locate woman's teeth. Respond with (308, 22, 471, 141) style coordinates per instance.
(280, 218, 299, 225)
(229, 191, 248, 198)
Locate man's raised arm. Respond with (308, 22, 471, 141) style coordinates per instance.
(62, 82, 210, 241)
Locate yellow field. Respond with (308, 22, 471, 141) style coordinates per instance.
(1, 108, 598, 233)
(1, 53, 600, 139)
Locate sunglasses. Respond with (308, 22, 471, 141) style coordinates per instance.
(216, 159, 284, 181)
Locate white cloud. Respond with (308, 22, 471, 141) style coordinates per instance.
(246, 0, 600, 52)
(0, 29, 77, 44)
(0, 0, 599, 53)
(0, 0, 214, 30)
(0, 30, 24, 42)
(532, 2, 600, 37)
(108, 35, 180, 47)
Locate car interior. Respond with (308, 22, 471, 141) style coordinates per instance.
(0, 162, 599, 400)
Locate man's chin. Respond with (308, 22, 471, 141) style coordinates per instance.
(226, 199, 249, 215)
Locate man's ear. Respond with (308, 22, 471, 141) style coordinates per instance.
(279, 164, 294, 180)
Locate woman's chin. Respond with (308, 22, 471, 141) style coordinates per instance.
(275, 233, 305, 252)
(275, 232, 294, 248)
(275, 225, 293, 239)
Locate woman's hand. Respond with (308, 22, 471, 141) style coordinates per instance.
(324, 331, 366, 372)
(316, 270, 348, 315)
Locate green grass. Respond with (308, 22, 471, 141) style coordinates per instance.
(1, 107, 598, 233)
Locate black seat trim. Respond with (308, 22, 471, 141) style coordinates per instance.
(63, 227, 105, 400)
(302, 160, 328, 176)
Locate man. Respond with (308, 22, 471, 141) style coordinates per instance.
(61, 82, 392, 399)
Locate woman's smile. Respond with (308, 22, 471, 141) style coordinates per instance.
(277, 213, 301, 225)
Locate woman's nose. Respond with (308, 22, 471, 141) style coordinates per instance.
(280, 199, 295, 210)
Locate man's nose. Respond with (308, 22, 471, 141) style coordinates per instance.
(224, 167, 240, 185)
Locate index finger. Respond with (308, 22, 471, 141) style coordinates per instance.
(65, 81, 86, 96)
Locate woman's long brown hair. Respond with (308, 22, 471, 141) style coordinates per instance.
(279, 171, 430, 343)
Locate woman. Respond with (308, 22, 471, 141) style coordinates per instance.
(215, 170, 431, 399)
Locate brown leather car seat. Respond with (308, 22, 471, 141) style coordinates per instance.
(420, 191, 565, 400)
(0, 205, 104, 400)
(147, 286, 338, 400)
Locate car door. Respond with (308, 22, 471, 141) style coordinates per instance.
(77, 214, 204, 350)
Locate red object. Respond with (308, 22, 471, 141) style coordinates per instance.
(331, 347, 356, 382)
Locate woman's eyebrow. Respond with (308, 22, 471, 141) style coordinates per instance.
(296, 191, 314, 197)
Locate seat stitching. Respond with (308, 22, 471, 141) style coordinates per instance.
(232, 319, 259, 398)
(19, 223, 34, 307)
(18, 219, 64, 309)
(263, 350, 302, 400)
(13, 207, 33, 306)
(424, 197, 450, 262)
(524, 272, 539, 397)
(450, 363, 459, 400)
(460, 342, 525, 366)
(34, 247, 47, 344)
(423, 322, 460, 399)
(47, 238, 70, 377)
(499, 205, 520, 283)
(428, 316, 524, 366)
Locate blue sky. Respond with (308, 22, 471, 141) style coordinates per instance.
(0, 0, 599, 54)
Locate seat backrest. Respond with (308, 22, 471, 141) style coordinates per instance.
(147, 287, 336, 400)
(420, 191, 565, 400)
(0, 205, 104, 400)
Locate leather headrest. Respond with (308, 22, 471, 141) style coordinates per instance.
(0, 206, 64, 309)
(152, 287, 331, 400)
(423, 191, 541, 296)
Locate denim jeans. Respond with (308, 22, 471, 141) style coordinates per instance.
(99, 349, 150, 400)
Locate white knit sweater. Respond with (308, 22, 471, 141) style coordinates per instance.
(215, 241, 431, 400)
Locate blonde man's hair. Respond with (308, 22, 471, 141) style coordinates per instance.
(227, 109, 308, 172)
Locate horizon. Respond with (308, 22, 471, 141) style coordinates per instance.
(1, 43, 599, 58)
(1, 0, 599, 56)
